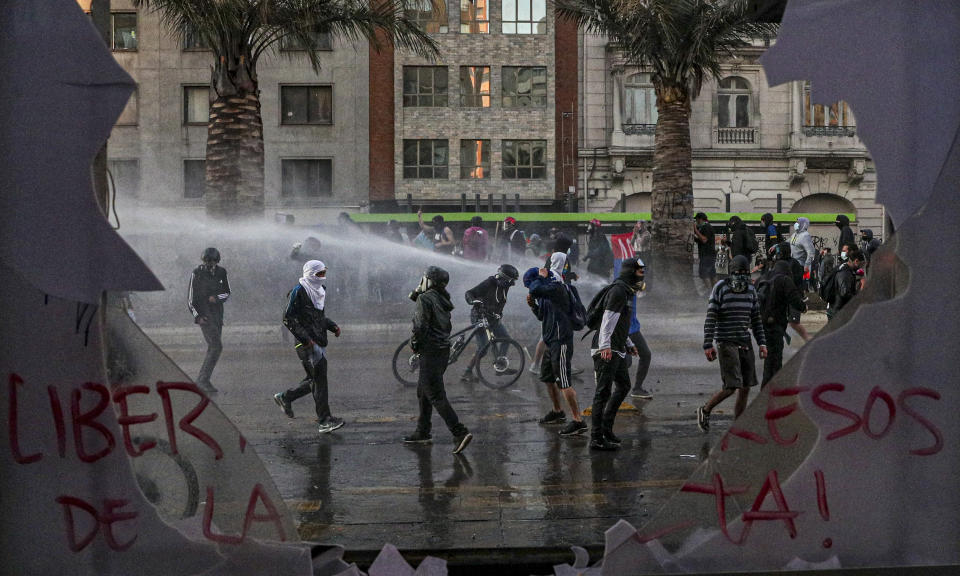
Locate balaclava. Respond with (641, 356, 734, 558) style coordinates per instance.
(618, 257, 646, 292)
(728, 255, 751, 293)
(299, 260, 327, 310)
(549, 252, 567, 282)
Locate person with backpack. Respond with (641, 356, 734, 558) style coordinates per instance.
(761, 212, 780, 254)
(697, 255, 768, 433)
(726, 216, 757, 260)
(188, 247, 230, 394)
(501, 216, 527, 259)
(587, 257, 646, 450)
(273, 260, 345, 434)
(527, 252, 587, 437)
(459, 264, 519, 383)
(462, 215, 489, 261)
(789, 217, 816, 288)
(583, 219, 614, 279)
(818, 248, 836, 291)
(755, 244, 806, 386)
(825, 248, 865, 319)
(403, 266, 473, 454)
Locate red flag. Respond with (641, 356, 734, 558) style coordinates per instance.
(610, 232, 635, 260)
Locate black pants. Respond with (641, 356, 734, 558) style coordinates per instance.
(417, 348, 467, 438)
(591, 353, 631, 439)
(626, 331, 652, 389)
(282, 344, 331, 421)
(762, 325, 786, 386)
(197, 320, 223, 385)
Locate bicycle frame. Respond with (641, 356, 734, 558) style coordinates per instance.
(448, 316, 494, 364)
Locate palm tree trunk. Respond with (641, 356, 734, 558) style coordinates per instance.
(648, 91, 697, 301)
(205, 88, 264, 219)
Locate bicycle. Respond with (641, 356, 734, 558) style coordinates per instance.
(392, 305, 526, 390)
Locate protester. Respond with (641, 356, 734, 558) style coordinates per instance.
(726, 215, 756, 260)
(817, 247, 836, 291)
(789, 217, 816, 289)
(403, 266, 473, 454)
(697, 255, 767, 432)
(630, 220, 652, 263)
(761, 212, 780, 253)
(693, 212, 717, 287)
(589, 258, 646, 451)
(526, 233, 545, 259)
(460, 265, 519, 383)
(418, 209, 455, 255)
(835, 214, 856, 254)
(583, 219, 614, 279)
(273, 260, 345, 433)
(384, 219, 406, 244)
(187, 247, 230, 394)
(462, 215, 489, 261)
(501, 216, 527, 260)
(859, 229, 881, 269)
(527, 252, 587, 437)
(828, 248, 864, 318)
(757, 244, 806, 386)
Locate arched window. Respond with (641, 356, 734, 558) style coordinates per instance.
(717, 76, 752, 128)
(624, 73, 657, 132)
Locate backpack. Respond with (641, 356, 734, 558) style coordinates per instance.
(566, 284, 587, 331)
(583, 284, 614, 332)
(819, 267, 840, 304)
(755, 277, 777, 325)
(747, 231, 759, 255)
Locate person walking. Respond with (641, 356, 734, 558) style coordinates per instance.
(828, 248, 864, 318)
(403, 266, 473, 454)
(583, 219, 614, 279)
(501, 217, 527, 260)
(697, 255, 768, 432)
(693, 212, 717, 287)
(462, 215, 489, 261)
(188, 247, 230, 394)
(625, 260, 653, 400)
(726, 216, 756, 261)
(789, 217, 816, 289)
(835, 214, 856, 254)
(757, 244, 806, 386)
(589, 257, 646, 450)
(273, 260, 345, 433)
(460, 264, 519, 383)
(761, 212, 780, 253)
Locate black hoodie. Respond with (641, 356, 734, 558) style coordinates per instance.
(411, 287, 454, 352)
(762, 260, 806, 329)
(836, 215, 856, 251)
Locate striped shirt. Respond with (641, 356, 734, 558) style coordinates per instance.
(703, 280, 766, 349)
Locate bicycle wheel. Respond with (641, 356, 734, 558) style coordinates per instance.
(475, 338, 525, 390)
(392, 339, 420, 387)
(131, 436, 199, 520)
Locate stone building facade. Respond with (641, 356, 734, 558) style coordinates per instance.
(96, 0, 369, 218)
(579, 33, 886, 240)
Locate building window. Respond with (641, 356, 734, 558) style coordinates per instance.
(280, 85, 333, 125)
(802, 82, 856, 136)
(623, 73, 657, 130)
(116, 86, 138, 126)
(502, 140, 546, 179)
(403, 139, 449, 179)
(280, 30, 333, 51)
(281, 159, 333, 197)
(183, 159, 206, 199)
(403, 67, 449, 107)
(717, 76, 752, 128)
(460, 140, 490, 179)
(460, 66, 491, 107)
(111, 12, 138, 51)
(183, 86, 210, 125)
(460, 0, 489, 33)
(407, 0, 449, 33)
(502, 0, 546, 34)
(182, 24, 209, 50)
(108, 159, 141, 199)
(502, 67, 547, 108)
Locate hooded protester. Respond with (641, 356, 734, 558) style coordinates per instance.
(460, 264, 520, 383)
(526, 233, 545, 259)
(726, 216, 756, 260)
(502, 217, 527, 259)
(527, 252, 587, 436)
(404, 266, 473, 454)
(697, 255, 768, 433)
(758, 248, 806, 386)
(859, 229, 881, 267)
(693, 212, 718, 286)
(462, 215, 489, 261)
(761, 213, 779, 252)
(835, 214, 856, 253)
(274, 260, 345, 434)
(188, 247, 231, 393)
(583, 219, 614, 278)
(588, 257, 646, 450)
(789, 217, 816, 279)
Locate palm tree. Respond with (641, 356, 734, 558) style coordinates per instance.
(555, 0, 776, 290)
(134, 0, 438, 219)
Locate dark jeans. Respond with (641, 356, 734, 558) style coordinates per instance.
(282, 344, 331, 421)
(417, 348, 467, 438)
(197, 320, 223, 385)
(626, 331, 652, 389)
(591, 353, 631, 440)
(762, 325, 786, 386)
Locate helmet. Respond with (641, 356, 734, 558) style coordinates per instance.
(504, 216, 517, 226)
(496, 264, 519, 283)
(202, 247, 220, 263)
(589, 218, 602, 227)
(424, 265, 449, 288)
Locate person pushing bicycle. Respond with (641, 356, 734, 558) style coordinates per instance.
(460, 264, 520, 383)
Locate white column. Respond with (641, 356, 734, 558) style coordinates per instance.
(611, 69, 624, 147)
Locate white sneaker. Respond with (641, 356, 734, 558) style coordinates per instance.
(318, 417, 345, 434)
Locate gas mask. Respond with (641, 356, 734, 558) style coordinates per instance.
(728, 272, 750, 293)
(409, 275, 433, 302)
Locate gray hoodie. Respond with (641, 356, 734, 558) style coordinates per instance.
(789, 217, 815, 268)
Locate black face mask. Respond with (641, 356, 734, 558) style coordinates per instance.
(729, 272, 750, 293)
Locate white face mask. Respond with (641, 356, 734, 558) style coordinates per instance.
(794, 222, 800, 231)
(841, 251, 848, 260)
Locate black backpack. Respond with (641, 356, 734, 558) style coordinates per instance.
(583, 284, 615, 332)
(819, 267, 840, 304)
(756, 277, 777, 325)
(747, 231, 759, 255)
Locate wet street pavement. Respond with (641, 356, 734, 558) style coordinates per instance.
(145, 310, 824, 554)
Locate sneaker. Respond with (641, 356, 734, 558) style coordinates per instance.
(696, 406, 710, 433)
(590, 438, 620, 451)
(273, 393, 294, 418)
(453, 432, 473, 454)
(403, 431, 432, 444)
(538, 410, 566, 425)
(460, 370, 478, 384)
(630, 388, 653, 400)
(318, 417, 345, 434)
(604, 430, 622, 444)
(528, 364, 541, 375)
(559, 420, 588, 437)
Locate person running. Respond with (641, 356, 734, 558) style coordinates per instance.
(460, 264, 520, 383)
(527, 252, 587, 437)
(589, 257, 646, 450)
(693, 212, 717, 287)
(697, 255, 768, 433)
(273, 260, 345, 433)
(188, 247, 230, 394)
(403, 266, 473, 454)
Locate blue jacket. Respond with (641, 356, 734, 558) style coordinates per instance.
(528, 275, 573, 344)
(613, 259, 642, 334)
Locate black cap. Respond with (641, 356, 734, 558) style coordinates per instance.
(730, 255, 750, 273)
(695, 212, 708, 221)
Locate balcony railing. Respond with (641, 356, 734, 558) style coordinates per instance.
(803, 125, 857, 137)
(622, 123, 656, 135)
(717, 127, 756, 144)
